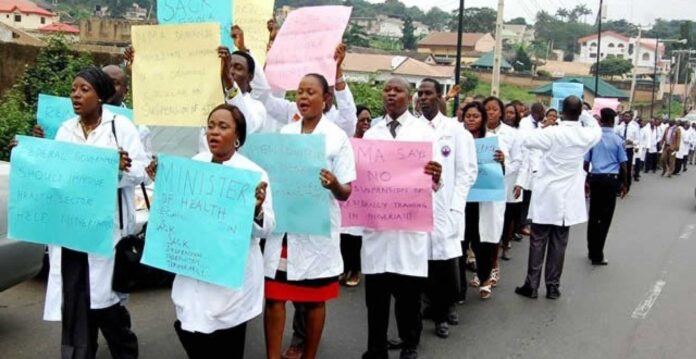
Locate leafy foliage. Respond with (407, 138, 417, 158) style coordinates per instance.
(534, 9, 594, 61)
(460, 70, 479, 95)
(349, 81, 383, 118)
(402, 17, 416, 50)
(512, 45, 533, 72)
(447, 7, 497, 34)
(590, 56, 633, 79)
(344, 23, 370, 48)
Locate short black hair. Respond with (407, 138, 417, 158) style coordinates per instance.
(461, 101, 488, 138)
(76, 66, 116, 103)
(420, 78, 443, 95)
(304, 73, 330, 95)
(207, 103, 247, 147)
(546, 108, 558, 116)
(562, 96, 583, 121)
(356, 105, 371, 117)
(231, 50, 256, 78)
(600, 108, 617, 124)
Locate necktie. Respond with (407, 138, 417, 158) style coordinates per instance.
(624, 123, 628, 140)
(389, 120, 400, 138)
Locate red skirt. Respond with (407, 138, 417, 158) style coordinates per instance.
(265, 242, 339, 302)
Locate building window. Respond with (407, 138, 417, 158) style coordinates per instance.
(608, 43, 615, 48)
(41, 17, 46, 24)
(642, 53, 650, 61)
(618, 43, 625, 48)
(590, 53, 597, 58)
(590, 42, 597, 47)
(14, 14, 21, 22)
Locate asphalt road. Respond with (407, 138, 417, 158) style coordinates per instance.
(2, 168, 696, 359)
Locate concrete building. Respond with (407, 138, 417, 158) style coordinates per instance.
(124, 3, 148, 21)
(353, 15, 430, 40)
(0, 0, 57, 31)
(576, 31, 668, 73)
(502, 24, 534, 45)
(416, 32, 495, 63)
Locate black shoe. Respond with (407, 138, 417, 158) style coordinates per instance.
(421, 305, 432, 319)
(400, 349, 418, 359)
(435, 322, 449, 338)
(447, 311, 459, 325)
(546, 286, 561, 300)
(387, 338, 404, 350)
(514, 285, 538, 299)
(362, 350, 388, 359)
(634, 177, 640, 182)
(591, 259, 609, 266)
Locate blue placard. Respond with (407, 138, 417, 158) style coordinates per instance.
(8, 136, 119, 256)
(468, 136, 506, 202)
(37, 94, 134, 139)
(142, 154, 261, 289)
(157, 0, 234, 48)
(552, 82, 584, 100)
(240, 133, 330, 236)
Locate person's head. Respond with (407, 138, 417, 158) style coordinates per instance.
(473, 95, 486, 103)
(621, 111, 633, 123)
(296, 73, 330, 121)
(355, 105, 372, 138)
(692, 122, 696, 129)
(102, 65, 127, 106)
(417, 78, 443, 120)
(206, 104, 247, 161)
(503, 103, 521, 128)
(229, 51, 256, 93)
(582, 101, 592, 111)
(383, 77, 411, 119)
(483, 96, 505, 128)
(669, 119, 676, 126)
(511, 100, 526, 117)
(461, 101, 488, 138)
(530, 102, 545, 122)
(561, 96, 583, 122)
(462, 95, 475, 105)
(546, 108, 558, 125)
(71, 66, 116, 118)
(600, 108, 617, 127)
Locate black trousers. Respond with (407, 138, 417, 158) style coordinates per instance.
(364, 273, 425, 355)
(674, 157, 683, 174)
(425, 258, 459, 324)
(523, 224, 570, 289)
(340, 234, 362, 274)
(174, 320, 247, 359)
(502, 202, 523, 245)
(587, 174, 620, 262)
(465, 203, 495, 282)
(625, 149, 634, 190)
(61, 248, 138, 359)
(645, 153, 659, 173)
(683, 155, 689, 171)
(517, 189, 533, 231)
(634, 158, 643, 179)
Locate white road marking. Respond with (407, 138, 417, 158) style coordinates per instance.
(631, 280, 666, 319)
(679, 225, 695, 239)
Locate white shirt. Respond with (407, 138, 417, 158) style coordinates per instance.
(472, 131, 508, 244)
(198, 92, 267, 153)
(263, 116, 356, 280)
(616, 120, 641, 148)
(516, 115, 543, 190)
(489, 122, 523, 204)
(361, 111, 439, 277)
(644, 125, 659, 154)
(172, 152, 275, 334)
(677, 127, 689, 157)
(524, 116, 601, 227)
(44, 107, 148, 321)
(420, 112, 477, 260)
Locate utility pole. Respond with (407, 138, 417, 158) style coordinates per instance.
(594, 0, 604, 96)
(650, 36, 659, 119)
(452, 0, 465, 116)
(684, 52, 694, 115)
(629, 26, 642, 109)
(668, 52, 681, 119)
(491, 0, 504, 97)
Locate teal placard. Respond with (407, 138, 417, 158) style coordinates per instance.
(8, 136, 119, 256)
(468, 136, 506, 202)
(142, 154, 260, 289)
(37, 94, 134, 139)
(157, 0, 234, 48)
(240, 133, 330, 237)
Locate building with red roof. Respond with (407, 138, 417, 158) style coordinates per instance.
(38, 22, 78, 34)
(0, 0, 58, 31)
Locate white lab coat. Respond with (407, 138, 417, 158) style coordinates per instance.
(263, 116, 356, 280)
(637, 125, 652, 161)
(171, 152, 275, 334)
(198, 91, 267, 153)
(360, 111, 439, 278)
(420, 113, 477, 260)
(524, 116, 601, 227)
(44, 107, 148, 321)
(472, 131, 508, 244)
(615, 120, 640, 149)
(516, 115, 542, 190)
(677, 127, 689, 158)
(645, 126, 659, 154)
(490, 122, 523, 204)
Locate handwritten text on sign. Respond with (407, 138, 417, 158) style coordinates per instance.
(142, 155, 261, 289)
(340, 139, 433, 231)
(468, 136, 505, 202)
(157, 0, 234, 48)
(37, 94, 133, 139)
(8, 136, 119, 256)
(240, 133, 330, 236)
(131, 23, 221, 127)
(264, 6, 352, 90)
(234, 0, 275, 66)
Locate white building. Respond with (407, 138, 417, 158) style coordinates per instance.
(502, 23, 534, 45)
(353, 15, 430, 40)
(124, 3, 148, 21)
(576, 31, 668, 72)
(0, 0, 57, 31)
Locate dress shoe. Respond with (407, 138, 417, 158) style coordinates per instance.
(387, 338, 404, 350)
(362, 350, 388, 359)
(514, 285, 538, 299)
(435, 322, 449, 338)
(513, 233, 523, 241)
(447, 311, 459, 325)
(546, 286, 561, 300)
(421, 305, 432, 319)
(400, 349, 418, 359)
(591, 259, 609, 266)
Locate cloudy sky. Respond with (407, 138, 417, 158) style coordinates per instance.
(368, 0, 694, 26)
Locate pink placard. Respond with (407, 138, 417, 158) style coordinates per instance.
(264, 6, 352, 91)
(340, 139, 434, 231)
(592, 98, 620, 116)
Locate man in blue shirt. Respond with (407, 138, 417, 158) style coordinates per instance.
(584, 108, 628, 266)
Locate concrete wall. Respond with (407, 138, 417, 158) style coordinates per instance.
(0, 12, 57, 30)
(79, 18, 152, 46)
(0, 42, 121, 96)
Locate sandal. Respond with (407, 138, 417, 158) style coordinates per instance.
(345, 272, 361, 287)
(479, 284, 492, 300)
(490, 268, 500, 288)
(469, 274, 480, 288)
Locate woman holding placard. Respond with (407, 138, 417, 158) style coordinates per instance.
(145, 103, 275, 358)
(263, 73, 356, 359)
(458, 101, 507, 300)
(40, 66, 147, 358)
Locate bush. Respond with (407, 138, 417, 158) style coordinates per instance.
(348, 80, 384, 118)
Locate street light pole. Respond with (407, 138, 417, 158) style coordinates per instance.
(650, 36, 660, 119)
(491, 0, 505, 97)
(629, 26, 642, 109)
(452, 0, 465, 116)
(669, 53, 681, 120)
(594, 0, 604, 96)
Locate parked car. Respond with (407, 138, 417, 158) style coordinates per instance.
(0, 161, 45, 292)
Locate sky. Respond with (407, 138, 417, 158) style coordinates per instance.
(367, 0, 695, 26)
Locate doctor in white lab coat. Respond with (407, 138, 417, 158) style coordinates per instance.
(515, 96, 601, 300)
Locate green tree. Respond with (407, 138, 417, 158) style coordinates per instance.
(402, 17, 416, 50)
(348, 81, 383, 117)
(590, 56, 633, 80)
(422, 7, 451, 31)
(534, 10, 594, 61)
(447, 7, 497, 34)
(460, 70, 479, 94)
(344, 23, 370, 48)
(508, 17, 527, 26)
(603, 19, 640, 37)
(512, 45, 533, 72)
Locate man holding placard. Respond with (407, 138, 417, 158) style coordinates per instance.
(360, 77, 442, 359)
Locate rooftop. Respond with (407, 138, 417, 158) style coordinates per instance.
(417, 32, 489, 48)
(38, 22, 79, 34)
(529, 76, 629, 99)
(0, 0, 54, 17)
